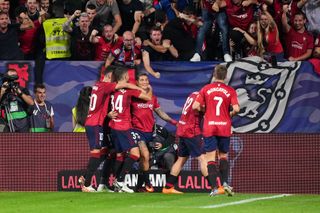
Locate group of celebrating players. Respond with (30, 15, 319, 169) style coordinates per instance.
(78, 64, 240, 196)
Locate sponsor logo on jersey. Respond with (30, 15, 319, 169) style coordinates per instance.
(137, 103, 153, 109)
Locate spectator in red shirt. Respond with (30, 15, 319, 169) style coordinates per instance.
(15, 6, 41, 59)
(104, 31, 142, 83)
(257, 5, 284, 60)
(90, 25, 122, 61)
(218, 0, 257, 60)
(105, 31, 142, 68)
(282, 9, 314, 61)
(265, 0, 300, 27)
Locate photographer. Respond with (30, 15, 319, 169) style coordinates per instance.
(0, 69, 34, 132)
(149, 125, 177, 172)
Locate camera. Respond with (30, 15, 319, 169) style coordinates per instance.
(148, 141, 157, 149)
(1, 74, 19, 91)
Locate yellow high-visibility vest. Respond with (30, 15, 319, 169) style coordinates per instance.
(43, 18, 71, 59)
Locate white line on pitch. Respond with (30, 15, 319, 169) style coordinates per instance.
(200, 194, 292, 209)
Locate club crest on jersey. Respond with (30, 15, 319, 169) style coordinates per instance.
(113, 48, 121, 55)
(119, 89, 127, 93)
(225, 56, 301, 133)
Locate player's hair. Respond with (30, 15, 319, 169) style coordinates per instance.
(136, 72, 148, 81)
(105, 65, 117, 74)
(0, 11, 8, 17)
(79, 12, 89, 19)
(113, 66, 128, 82)
(14, 5, 28, 18)
(214, 65, 227, 80)
(103, 24, 113, 30)
(86, 4, 96, 10)
(74, 86, 92, 126)
(34, 84, 46, 93)
(150, 26, 161, 34)
(123, 30, 134, 39)
(294, 11, 306, 20)
(100, 65, 117, 82)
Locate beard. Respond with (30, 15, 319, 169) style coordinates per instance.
(0, 24, 8, 30)
(294, 24, 303, 31)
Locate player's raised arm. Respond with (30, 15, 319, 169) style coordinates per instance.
(104, 53, 115, 69)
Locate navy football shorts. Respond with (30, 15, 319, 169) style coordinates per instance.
(204, 136, 230, 153)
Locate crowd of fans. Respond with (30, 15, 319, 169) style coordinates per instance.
(0, 0, 319, 81)
(0, 0, 319, 132)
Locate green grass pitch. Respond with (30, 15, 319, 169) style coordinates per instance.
(1, 192, 319, 213)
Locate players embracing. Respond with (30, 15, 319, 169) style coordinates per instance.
(79, 63, 239, 195)
(79, 66, 146, 192)
(108, 68, 153, 193)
